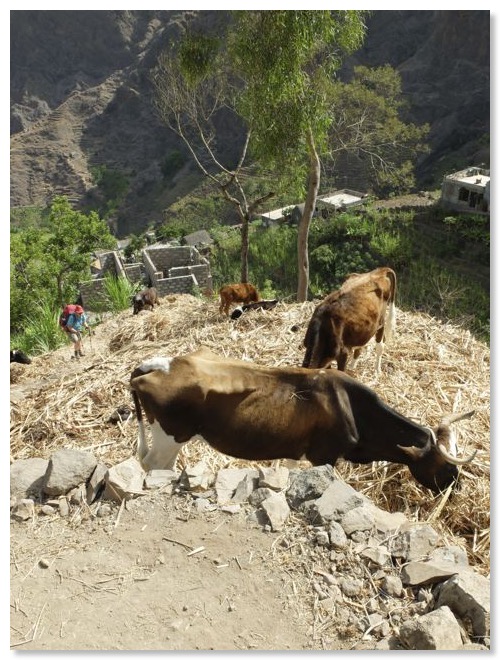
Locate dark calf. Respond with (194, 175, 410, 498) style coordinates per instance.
(10, 349, 32, 364)
(132, 287, 159, 315)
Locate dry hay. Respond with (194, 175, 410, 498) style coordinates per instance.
(10, 294, 490, 573)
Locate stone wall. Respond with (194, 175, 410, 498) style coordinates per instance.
(79, 244, 213, 308)
(144, 245, 212, 295)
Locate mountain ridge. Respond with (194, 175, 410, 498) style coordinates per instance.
(10, 10, 490, 237)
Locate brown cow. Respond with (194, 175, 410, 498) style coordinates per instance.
(129, 347, 476, 493)
(219, 283, 260, 316)
(302, 267, 397, 374)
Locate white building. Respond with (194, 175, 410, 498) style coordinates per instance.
(440, 167, 490, 214)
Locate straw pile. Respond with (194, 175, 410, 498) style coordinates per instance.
(10, 294, 490, 573)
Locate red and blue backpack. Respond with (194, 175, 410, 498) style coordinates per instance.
(59, 304, 78, 331)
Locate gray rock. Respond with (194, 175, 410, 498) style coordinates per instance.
(398, 605, 463, 650)
(10, 458, 49, 499)
(231, 473, 259, 503)
(328, 521, 348, 549)
(86, 462, 108, 503)
(180, 460, 214, 492)
(11, 498, 35, 521)
(305, 479, 365, 525)
(390, 524, 440, 561)
(258, 466, 289, 491)
(260, 491, 290, 531)
(286, 465, 336, 509)
(215, 468, 259, 504)
(144, 469, 178, 490)
(401, 560, 459, 586)
(43, 449, 98, 496)
(359, 612, 384, 633)
(248, 487, 274, 507)
(381, 574, 404, 598)
(340, 505, 375, 535)
(339, 576, 364, 597)
(68, 483, 87, 505)
(315, 530, 330, 546)
(437, 570, 490, 639)
(103, 457, 145, 501)
(430, 545, 469, 566)
(58, 497, 70, 517)
(360, 545, 391, 567)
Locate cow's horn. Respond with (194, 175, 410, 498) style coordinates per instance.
(439, 410, 475, 426)
(431, 414, 477, 465)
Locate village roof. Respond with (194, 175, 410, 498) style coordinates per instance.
(444, 167, 490, 188)
(260, 205, 296, 221)
(317, 189, 367, 209)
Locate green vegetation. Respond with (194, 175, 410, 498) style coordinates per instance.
(11, 196, 115, 349)
(10, 299, 70, 356)
(90, 165, 130, 218)
(210, 204, 489, 342)
(103, 274, 139, 313)
(161, 150, 186, 180)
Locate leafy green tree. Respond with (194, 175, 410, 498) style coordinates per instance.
(325, 65, 429, 196)
(230, 11, 368, 301)
(123, 233, 147, 261)
(11, 196, 115, 333)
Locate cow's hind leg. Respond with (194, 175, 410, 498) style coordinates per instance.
(350, 347, 364, 370)
(336, 348, 350, 371)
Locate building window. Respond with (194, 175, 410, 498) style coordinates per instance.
(458, 187, 470, 203)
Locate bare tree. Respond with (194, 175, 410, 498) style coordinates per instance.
(152, 40, 274, 283)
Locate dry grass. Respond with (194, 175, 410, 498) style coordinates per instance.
(10, 294, 490, 573)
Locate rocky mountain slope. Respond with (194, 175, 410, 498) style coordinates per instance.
(10, 10, 490, 237)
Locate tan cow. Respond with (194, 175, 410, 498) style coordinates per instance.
(302, 267, 397, 374)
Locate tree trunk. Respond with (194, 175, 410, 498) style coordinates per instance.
(297, 127, 321, 302)
(240, 213, 250, 283)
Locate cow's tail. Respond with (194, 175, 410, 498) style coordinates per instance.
(385, 269, 397, 342)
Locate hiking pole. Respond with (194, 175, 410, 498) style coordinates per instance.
(87, 326, 94, 352)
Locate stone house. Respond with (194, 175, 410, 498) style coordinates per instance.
(440, 167, 490, 214)
(78, 243, 212, 310)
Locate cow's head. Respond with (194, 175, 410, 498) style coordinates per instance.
(399, 411, 476, 493)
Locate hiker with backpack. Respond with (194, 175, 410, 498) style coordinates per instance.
(60, 304, 90, 359)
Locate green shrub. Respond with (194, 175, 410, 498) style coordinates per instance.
(104, 274, 140, 313)
(15, 300, 66, 356)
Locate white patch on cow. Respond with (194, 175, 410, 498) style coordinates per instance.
(140, 420, 188, 471)
(137, 419, 149, 463)
(139, 356, 172, 374)
(385, 302, 396, 342)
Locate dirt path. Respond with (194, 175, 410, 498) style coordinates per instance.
(11, 490, 338, 651)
